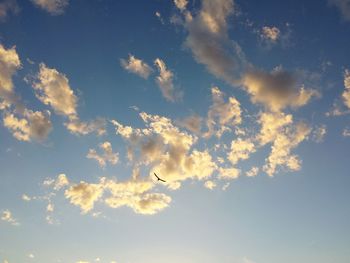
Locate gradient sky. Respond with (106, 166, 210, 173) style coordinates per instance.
(1, 0, 350, 263)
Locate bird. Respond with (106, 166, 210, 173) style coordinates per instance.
(154, 173, 166, 183)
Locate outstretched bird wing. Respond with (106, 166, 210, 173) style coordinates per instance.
(154, 173, 166, 182)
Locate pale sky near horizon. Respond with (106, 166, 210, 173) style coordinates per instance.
(0, 0, 350, 262)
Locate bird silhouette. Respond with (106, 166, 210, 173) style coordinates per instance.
(154, 173, 166, 183)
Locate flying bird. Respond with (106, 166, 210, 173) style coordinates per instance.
(154, 173, 166, 183)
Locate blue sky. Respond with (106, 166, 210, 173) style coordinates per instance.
(0, 0, 350, 262)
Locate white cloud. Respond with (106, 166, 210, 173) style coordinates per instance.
(246, 167, 259, 177)
(65, 181, 104, 214)
(263, 121, 311, 176)
(0, 0, 19, 21)
(204, 180, 216, 190)
(154, 58, 182, 102)
(120, 54, 153, 79)
(0, 44, 21, 108)
(31, 0, 69, 15)
(177, 114, 202, 134)
(33, 63, 77, 117)
(63, 176, 171, 215)
(183, 0, 245, 86)
(1, 209, 19, 226)
(343, 127, 350, 137)
(174, 0, 188, 11)
(65, 117, 106, 136)
(177, 0, 317, 113)
(312, 124, 327, 143)
(218, 167, 240, 180)
(242, 68, 319, 112)
(3, 110, 52, 142)
(22, 194, 31, 201)
(204, 86, 242, 138)
(32, 63, 106, 136)
(87, 141, 119, 168)
(227, 138, 255, 165)
(329, 0, 350, 21)
(342, 69, 350, 108)
(260, 26, 280, 43)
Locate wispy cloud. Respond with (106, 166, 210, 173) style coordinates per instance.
(1, 209, 19, 226)
(120, 54, 153, 79)
(31, 0, 69, 15)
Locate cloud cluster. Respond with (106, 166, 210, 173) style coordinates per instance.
(33, 63, 106, 136)
(112, 111, 218, 189)
(120, 54, 153, 79)
(0, 44, 53, 142)
(42, 174, 171, 215)
(31, 0, 69, 15)
(87, 141, 119, 168)
(258, 112, 311, 176)
(260, 26, 280, 43)
(1, 209, 19, 226)
(204, 86, 242, 138)
(3, 109, 52, 142)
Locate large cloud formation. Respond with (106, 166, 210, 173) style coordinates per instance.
(0, 44, 52, 141)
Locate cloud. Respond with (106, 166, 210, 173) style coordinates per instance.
(174, 0, 188, 11)
(0, 45, 54, 142)
(22, 194, 31, 201)
(183, 0, 247, 85)
(0, 44, 21, 108)
(32, 63, 106, 136)
(65, 181, 104, 214)
(343, 127, 350, 136)
(0, 0, 19, 21)
(255, 111, 311, 176)
(1, 209, 19, 226)
(120, 54, 153, 79)
(329, 0, 350, 21)
(3, 109, 52, 142)
(260, 26, 280, 42)
(112, 111, 219, 189)
(204, 180, 216, 190)
(342, 69, 350, 108)
(33, 63, 77, 117)
(63, 175, 171, 215)
(227, 138, 256, 165)
(64, 117, 106, 136)
(242, 68, 319, 112)
(177, 0, 317, 112)
(31, 0, 69, 15)
(154, 58, 182, 102)
(204, 86, 242, 138)
(312, 124, 327, 143)
(87, 141, 119, 168)
(218, 167, 240, 180)
(263, 120, 311, 176)
(177, 114, 202, 134)
(246, 166, 259, 177)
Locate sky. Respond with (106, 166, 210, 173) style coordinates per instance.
(0, 0, 350, 262)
